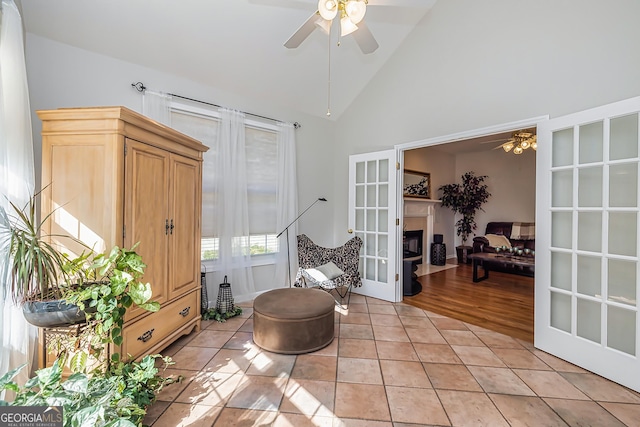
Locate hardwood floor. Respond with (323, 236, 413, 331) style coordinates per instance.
(403, 260, 534, 342)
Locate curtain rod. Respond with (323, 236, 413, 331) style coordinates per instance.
(131, 82, 301, 129)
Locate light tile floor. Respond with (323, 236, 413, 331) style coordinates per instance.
(144, 294, 640, 426)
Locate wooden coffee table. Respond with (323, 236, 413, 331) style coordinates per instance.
(468, 252, 535, 282)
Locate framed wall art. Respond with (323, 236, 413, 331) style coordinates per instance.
(403, 169, 431, 199)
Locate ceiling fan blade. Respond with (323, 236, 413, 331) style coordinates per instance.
(352, 21, 379, 54)
(284, 12, 322, 49)
(493, 139, 516, 149)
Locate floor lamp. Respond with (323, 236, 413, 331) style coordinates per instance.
(277, 197, 327, 287)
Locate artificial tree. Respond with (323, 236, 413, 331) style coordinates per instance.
(439, 171, 491, 263)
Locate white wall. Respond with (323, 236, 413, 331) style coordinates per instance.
(334, 0, 640, 248)
(25, 34, 336, 299)
(455, 149, 536, 241)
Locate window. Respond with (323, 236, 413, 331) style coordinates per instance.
(169, 105, 280, 263)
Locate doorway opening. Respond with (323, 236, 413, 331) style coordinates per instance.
(396, 118, 544, 341)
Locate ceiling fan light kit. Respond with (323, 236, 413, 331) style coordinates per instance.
(285, 0, 379, 116)
(318, 0, 338, 20)
(340, 14, 359, 36)
(344, 0, 366, 24)
(501, 130, 537, 155)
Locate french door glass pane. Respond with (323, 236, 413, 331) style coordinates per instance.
(367, 160, 377, 182)
(552, 170, 573, 207)
(366, 209, 376, 232)
(366, 233, 376, 256)
(579, 121, 603, 164)
(367, 185, 376, 207)
(379, 184, 388, 207)
(356, 186, 364, 207)
(552, 212, 572, 249)
(378, 235, 388, 257)
(577, 298, 601, 343)
(356, 210, 364, 230)
(379, 209, 388, 233)
(577, 212, 602, 252)
(356, 162, 365, 184)
(377, 259, 387, 282)
(553, 128, 574, 167)
(378, 159, 389, 182)
(608, 259, 637, 306)
(607, 306, 636, 356)
(550, 291, 572, 332)
(578, 166, 603, 207)
(608, 212, 637, 257)
(609, 163, 638, 207)
(551, 251, 572, 291)
(366, 257, 375, 280)
(610, 114, 639, 160)
(577, 255, 601, 297)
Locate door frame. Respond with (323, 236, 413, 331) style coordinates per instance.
(394, 115, 548, 300)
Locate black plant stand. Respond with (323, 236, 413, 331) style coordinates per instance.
(456, 245, 473, 264)
(431, 242, 446, 266)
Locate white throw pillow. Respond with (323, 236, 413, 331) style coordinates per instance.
(485, 234, 512, 248)
(305, 261, 344, 282)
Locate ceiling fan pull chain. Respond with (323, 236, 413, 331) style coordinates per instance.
(327, 26, 332, 117)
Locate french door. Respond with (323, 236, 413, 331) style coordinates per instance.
(536, 96, 640, 392)
(348, 150, 401, 302)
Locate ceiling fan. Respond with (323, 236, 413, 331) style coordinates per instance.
(494, 130, 537, 154)
(284, 0, 421, 54)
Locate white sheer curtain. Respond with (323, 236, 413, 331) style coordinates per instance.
(274, 123, 298, 287)
(0, 0, 38, 392)
(142, 90, 172, 125)
(212, 108, 255, 295)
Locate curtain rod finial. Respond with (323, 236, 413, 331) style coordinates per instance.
(294, 122, 301, 129)
(131, 82, 146, 92)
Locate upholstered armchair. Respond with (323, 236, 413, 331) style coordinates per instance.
(295, 234, 363, 306)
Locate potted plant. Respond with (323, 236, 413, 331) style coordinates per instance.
(439, 171, 491, 263)
(0, 190, 89, 326)
(0, 239, 175, 426)
(50, 244, 161, 374)
(0, 191, 159, 332)
(1, 353, 176, 427)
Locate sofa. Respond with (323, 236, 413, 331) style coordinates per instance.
(472, 222, 535, 253)
(472, 222, 535, 278)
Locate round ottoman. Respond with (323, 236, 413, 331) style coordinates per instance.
(253, 287, 335, 354)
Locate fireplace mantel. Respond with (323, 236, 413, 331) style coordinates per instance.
(404, 198, 441, 217)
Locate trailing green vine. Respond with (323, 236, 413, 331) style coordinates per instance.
(202, 306, 243, 322)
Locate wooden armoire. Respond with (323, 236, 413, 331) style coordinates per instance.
(37, 106, 208, 366)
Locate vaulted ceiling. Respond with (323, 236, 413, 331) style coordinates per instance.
(21, 0, 436, 119)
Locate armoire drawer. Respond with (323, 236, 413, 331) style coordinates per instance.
(121, 290, 198, 359)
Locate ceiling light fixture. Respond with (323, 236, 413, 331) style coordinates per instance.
(318, 0, 368, 38)
(501, 130, 537, 155)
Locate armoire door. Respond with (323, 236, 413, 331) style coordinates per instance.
(124, 139, 170, 314)
(168, 153, 201, 300)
